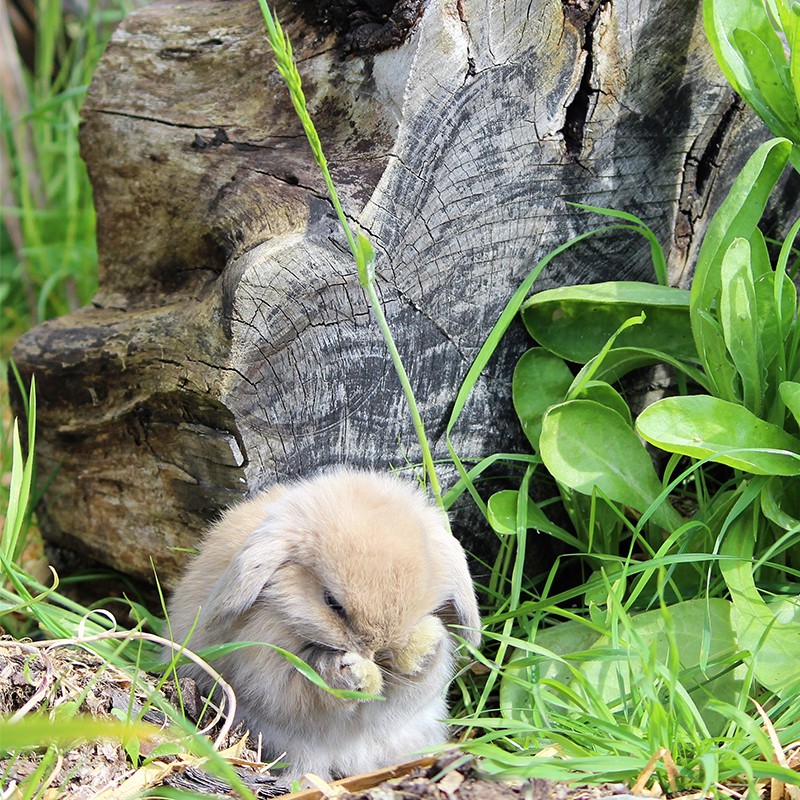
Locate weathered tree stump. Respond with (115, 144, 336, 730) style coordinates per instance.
(10, 0, 800, 586)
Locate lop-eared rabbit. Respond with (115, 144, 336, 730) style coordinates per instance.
(167, 468, 481, 781)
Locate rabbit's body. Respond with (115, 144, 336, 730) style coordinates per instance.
(166, 469, 481, 781)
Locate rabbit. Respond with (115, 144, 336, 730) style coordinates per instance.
(165, 467, 481, 782)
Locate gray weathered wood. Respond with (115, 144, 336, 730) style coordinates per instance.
(11, 0, 800, 586)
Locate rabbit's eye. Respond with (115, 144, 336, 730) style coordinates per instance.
(324, 590, 347, 620)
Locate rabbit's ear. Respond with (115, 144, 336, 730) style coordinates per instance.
(430, 523, 482, 648)
(200, 523, 292, 626)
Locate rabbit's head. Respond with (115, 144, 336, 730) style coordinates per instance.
(202, 469, 478, 677)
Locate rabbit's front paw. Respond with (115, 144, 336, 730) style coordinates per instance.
(340, 651, 383, 696)
(395, 615, 445, 676)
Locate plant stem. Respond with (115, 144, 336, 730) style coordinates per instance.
(363, 281, 443, 505)
(256, 1, 443, 506)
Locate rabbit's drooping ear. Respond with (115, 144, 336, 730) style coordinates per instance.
(199, 520, 293, 627)
(430, 520, 482, 648)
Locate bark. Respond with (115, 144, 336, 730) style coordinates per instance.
(10, 0, 800, 586)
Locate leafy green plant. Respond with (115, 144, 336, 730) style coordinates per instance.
(514, 139, 799, 561)
(433, 45, 800, 776)
(444, 137, 800, 789)
(466, 582, 800, 793)
(705, 0, 800, 170)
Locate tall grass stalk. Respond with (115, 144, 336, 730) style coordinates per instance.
(255, 0, 443, 507)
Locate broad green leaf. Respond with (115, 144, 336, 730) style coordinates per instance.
(637, 395, 800, 475)
(580, 598, 744, 736)
(755, 273, 796, 376)
(540, 400, 684, 532)
(733, 28, 799, 134)
(566, 312, 645, 398)
(512, 348, 573, 450)
(787, 3, 800, 127)
(705, 0, 794, 134)
(520, 282, 695, 364)
(720, 513, 800, 696)
(704, 0, 760, 97)
(749, 226, 772, 278)
(719, 238, 764, 416)
(780, 380, 800, 427)
(791, 144, 800, 173)
(487, 489, 587, 552)
(691, 139, 792, 374)
(697, 311, 741, 402)
(777, 0, 800, 46)
(773, 218, 800, 392)
(572, 381, 632, 426)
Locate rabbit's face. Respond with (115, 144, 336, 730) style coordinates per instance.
(229, 475, 455, 697)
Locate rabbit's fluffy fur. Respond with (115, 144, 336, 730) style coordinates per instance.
(167, 468, 481, 781)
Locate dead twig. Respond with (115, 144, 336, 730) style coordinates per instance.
(1, 640, 55, 723)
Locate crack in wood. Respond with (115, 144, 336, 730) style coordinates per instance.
(86, 107, 231, 131)
(693, 95, 743, 199)
(559, 0, 608, 161)
(455, 0, 476, 77)
(672, 92, 744, 279)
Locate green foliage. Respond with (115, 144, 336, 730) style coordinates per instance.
(380, 37, 800, 784)
(637, 395, 800, 474)
(704, 0, 800, 170)
(0, 0, 132, 355)
(2, 376, 36, 565)
(540, 399, 683, 533)
(470, 588, 800, 789)
(520, 282, 695, 364)
(449, 137, 800, 787)
(0, 714, 160, 757)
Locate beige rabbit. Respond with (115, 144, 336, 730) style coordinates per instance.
(166, 468, 481, 781)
